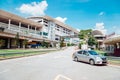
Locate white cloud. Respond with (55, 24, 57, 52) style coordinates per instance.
(99, 12, 105, 16)
(95, 22, 104, 29)
(17, 0, 48, 16)
(94, 22, 107, 35)
(55, 17, 67, 23)
(76, 28, 80, 32)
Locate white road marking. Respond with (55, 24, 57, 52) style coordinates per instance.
(0, 69, 10, 74)
(54, 74, 72, 80)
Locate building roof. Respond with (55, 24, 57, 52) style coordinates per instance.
(0, 9, 43, 28)
(28, 16, 79, 34)
(104, 35, 120, 44)
(92, 30, 103, 35)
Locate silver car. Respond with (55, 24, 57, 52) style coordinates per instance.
(72, 50, 107, 65)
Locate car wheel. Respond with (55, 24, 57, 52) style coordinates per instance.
(89, 59, 95, 65)
(74, 57, 78, 62)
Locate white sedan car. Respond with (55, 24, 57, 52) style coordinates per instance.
(72, 50, 107, 65)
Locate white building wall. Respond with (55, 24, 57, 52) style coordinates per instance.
(28, 17, 79, 44)
(48, 21, 55, 41)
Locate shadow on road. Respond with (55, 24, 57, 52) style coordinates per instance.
(73, 60, 107, 67)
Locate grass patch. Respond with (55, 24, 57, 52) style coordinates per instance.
(0, 49, 40, 54)
(108, 60, 120, 64)
(95, 50, 105, 53)
(94, 50, 106, 55)
(94, 50, 120, 65)
(0, 48, 57, 54)
(107, 56, 120, 66)
(108, 60, 120, 65)
(0, 49, 57, 60)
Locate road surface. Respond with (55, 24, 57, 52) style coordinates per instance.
(0, 47, 120, 80)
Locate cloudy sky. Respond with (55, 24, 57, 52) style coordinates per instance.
(0, 0, 120, 35)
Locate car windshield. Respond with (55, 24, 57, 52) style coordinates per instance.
(88, 51, 98, 55)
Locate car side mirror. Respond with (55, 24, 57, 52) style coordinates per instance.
(86, 54, 89, 56)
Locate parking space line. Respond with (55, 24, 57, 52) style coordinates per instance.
(54, 74, 72, 80)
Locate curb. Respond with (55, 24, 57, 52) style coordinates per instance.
(108, 64, 120, 69)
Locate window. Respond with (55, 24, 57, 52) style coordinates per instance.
(0, 27, 4, 31)
(43, 32, 48, 36)
(77, 51, 82, 54)
(51, 23, 53, 26)
(57, 29, 59, 31)
(45, 24, 48, 27)
(88, 51, 98, 55)
(55, 38, 59, 40)
(38, 20, 42, 22)
(83, 51, 89, 56)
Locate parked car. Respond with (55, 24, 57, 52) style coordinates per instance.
(72, 50, 107, 65)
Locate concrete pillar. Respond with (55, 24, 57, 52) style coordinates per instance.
(116, 43, 119, 49)
(8, 19, 11, 29)
(28, 25, 29, 32)
(19, 22, 21, 31)
(119, 42, 120, 49)
(41, 19, 44, 24)
(7, 38, 10, 48)
(66, 42, 67, 47)
(41, 28, 43, 38)
(35, 27, 36, 34)
(110, 45, 112, 51)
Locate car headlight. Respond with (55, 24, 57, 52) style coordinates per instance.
(96, 57, 102, 61)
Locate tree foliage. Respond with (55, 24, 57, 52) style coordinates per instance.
(88, 36, 97, 46)
(0, 39, 5, 48)
(78, 29, 98, 48)
(41, 40, 49, 48)
(15, 32, 20, 48)
(23, 39, 28, 48)
(79, 29, 92, 40)
(60, 37, 64, 47)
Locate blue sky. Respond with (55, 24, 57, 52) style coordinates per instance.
(0, 0, 120, 34)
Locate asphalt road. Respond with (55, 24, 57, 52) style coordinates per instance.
(0, 47, 120, 80)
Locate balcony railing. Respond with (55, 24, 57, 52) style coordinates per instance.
(0, 22, 42, 39)
(0, 22, 8, 28)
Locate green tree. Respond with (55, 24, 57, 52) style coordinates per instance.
(67, 43, 71, 46)
(41, 40, 49, 48)
(15, 32, 20, 48)
(41, 40, 45, 47)
(0, 39, 5, 48)
(78, 29, 98, 49)
(79, 29, 92, 41)
(88, 36, 97, 47)
(60, 37, 64, 47)
(23, 39, 28, 49)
